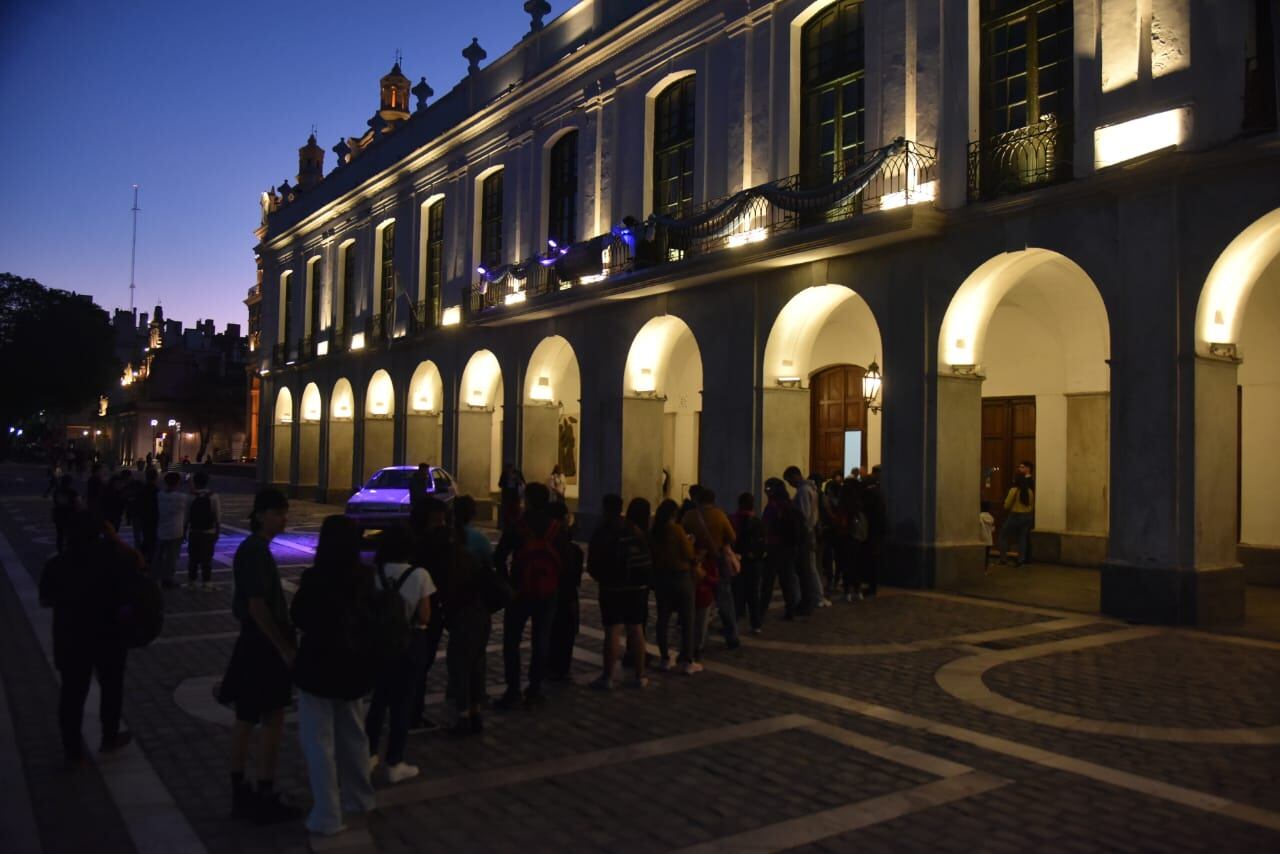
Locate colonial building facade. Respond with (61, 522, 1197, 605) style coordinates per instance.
(255, 0, 1280, 625)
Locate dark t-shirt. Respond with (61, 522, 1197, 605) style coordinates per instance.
(232, 534, 290, 632)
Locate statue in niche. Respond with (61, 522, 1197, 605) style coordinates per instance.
(558, 414, 578, 482)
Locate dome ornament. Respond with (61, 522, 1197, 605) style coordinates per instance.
(524, 0, 551, 32)
(412, 76, 434, 112)
(333, 137, 351, 166)
(463, 37, 487, 74)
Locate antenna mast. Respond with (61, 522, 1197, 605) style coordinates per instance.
(129, 185, 140, 312)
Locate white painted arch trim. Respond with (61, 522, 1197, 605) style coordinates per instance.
(273, 385, 294, 425)
(460, 349, 503, 409)
(763, 284, 882, 386)
(299, 382, 322, 423)
(526, 335, 580, 404)
(408, 360, 444, 414)
(623, 314, 702, 397)
(365, 368, 395, 418)
(1197, 208, 1280, 356)
(330, 377, 355, 420)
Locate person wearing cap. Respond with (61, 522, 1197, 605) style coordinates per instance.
(218, 488, 301, 825)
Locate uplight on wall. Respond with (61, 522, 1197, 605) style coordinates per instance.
(441, 306, 461, 326)
(467, 387, 487, 409)
(334, 402, 352, 420)
(304, 401, 321, 421)
(350, 332, 366, 350)
(880, 180, 937, 210)
(531, 375, 553, 402)
(504, 291, 527, 305)
(727, 228, 768, 248)
(413, 393, 434, 412)
(369, 398, 390, 416)
(634, 367, 656, 394)
(1094, 107, 1191, 169)
(316, 340, 329, 356)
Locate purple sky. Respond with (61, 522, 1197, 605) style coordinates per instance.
(0, 1, 558, 329)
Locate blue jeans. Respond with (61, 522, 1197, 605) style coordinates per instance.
(503, 596, 556, 696)
(365, 630, 428, 764)
(297, 692, 376, 835)
(714, 563, 740, 646)
(798, 530, 825, 610)
(153, 538, 181, 584)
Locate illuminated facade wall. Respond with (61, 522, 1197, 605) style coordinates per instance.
(254, 0, 1280, 625)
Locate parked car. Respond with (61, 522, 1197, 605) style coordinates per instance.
(344, 465, 457, 530)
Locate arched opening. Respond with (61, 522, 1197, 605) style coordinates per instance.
(298, 382, 322, 487)
(523, 336, 582, 502)
(457, 350, 504, 498)
(406, 361, 444, 469)
(1195, 208, 1280, 584)
(327, 378, 356, 502)
(762, 285, 883, 487)
(622, 316, 702, 507)
(271, 386, 293, 486)
(936, 249, 1111, 584)
(363, 369, 395, 480)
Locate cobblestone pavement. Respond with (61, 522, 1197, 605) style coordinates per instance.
(2, 466, 1279, 853)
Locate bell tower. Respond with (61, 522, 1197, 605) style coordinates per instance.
(379, 57, 411, 128)
(297, 132, 325, 190)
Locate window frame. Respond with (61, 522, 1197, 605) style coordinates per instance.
(651, 76, 696, 220)
(799, 0, 866, 188)
(479, 170, 504, 270)
(547, 131, 579, 247)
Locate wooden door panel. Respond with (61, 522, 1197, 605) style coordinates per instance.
(810, 364, 869, 476)
(981, 395, 1036, 533)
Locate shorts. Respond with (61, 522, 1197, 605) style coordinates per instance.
(218, 625, 293, 723)
(599, 587, 649, 627)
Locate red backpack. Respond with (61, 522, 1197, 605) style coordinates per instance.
(514, 520, 561, 600)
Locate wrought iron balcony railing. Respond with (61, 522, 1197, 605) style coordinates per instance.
(967, 115, 1072, 202)
(468, 138, 936, 318)
(412, 299, 441, 333)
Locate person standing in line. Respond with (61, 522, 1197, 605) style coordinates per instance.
(291, 515, 378, 839)
(494, 482, 560, 709)
(153, 472, 188, 590)
(406, 498, 451, 733)
(588, 494, 653, 689)
(497, 463, 525, 530)
(997, 461, 1036, 566)
(546, 464, 567, 504)
(39, 510, 141, 765)
(818, 474, 842, 596)
(832, 479, 866, 601)
(784, 466, 829, 611)
(651, 499, 699, 673)
(682, 489, 741, 650)
(730, 492, 766, 634)
(861, 466, 887, 597)
(132, 467, 160, 566)
(219, 488, 300, 825)
(760, 478, 803, 623)
(440, 513, 498, 736)
(408, 463, 432, 515)
(364, 526, 433, 782)
(51, 474, 79, 554)
(186, 470, 221, 591)
(545, 501, 584, 681)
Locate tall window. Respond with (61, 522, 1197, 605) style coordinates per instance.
(379, 223, 396, 319)
(425, 200, 444, 325)
(308, 257, 323, 338)
(340, 242, 356, 335)
(480, 170, 504, 270)
(800, 0, 865, 186)
(280, 272, 293, 349)
(981, 0, 1073, 137)
(652, 77, 695, 219)
(547, 131, 578, 246)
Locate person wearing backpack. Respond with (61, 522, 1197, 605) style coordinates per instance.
(153, 471, 187, 590)
(651, 499, 699, 674)
(546, 501, 584, 682)
(681, 488, 741, 650)
(587, 494, 653, 690)
(186, 470, 221, 591)
(760, 478, 802, 623)
(39, 509, 142, 765)
(291, 515, 378, 839)
(440, 513, 501, 736)
(364, 526, 434, 783)
(494, 482, 560, 710)
(730, 492, 766, 634)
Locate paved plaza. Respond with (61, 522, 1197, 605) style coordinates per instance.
(2, 466, 1279, 853)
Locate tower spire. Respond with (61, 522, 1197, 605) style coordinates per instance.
(129, 185, 140, 313)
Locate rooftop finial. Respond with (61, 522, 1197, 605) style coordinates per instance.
(463, 37, 487, 74)
(524, 0, 551, 32)
(412, 76, 434, 112)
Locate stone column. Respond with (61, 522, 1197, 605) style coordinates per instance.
(936, 0, 974, 210)
(1194, 356, 1242, 567)
(931, 372, 985, 588)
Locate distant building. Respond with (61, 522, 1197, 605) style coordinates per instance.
(100, 305, 249, 464)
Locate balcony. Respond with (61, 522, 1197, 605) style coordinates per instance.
(412, 300, 440, 334)
(967, 115, 1072, 202)
(469, 138, 936, 318)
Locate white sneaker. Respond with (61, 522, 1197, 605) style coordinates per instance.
(818, 598, 833, 608)
(369, 754, 379, 771)
(679, 662, 701, 675)
(385, 762, 419, 784)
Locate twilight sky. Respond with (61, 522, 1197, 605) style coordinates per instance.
(0, 1, 559, 329)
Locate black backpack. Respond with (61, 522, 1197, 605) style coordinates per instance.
(607, 526, 652, 589)
(370, 566, 416, 660)
(779, 502, 806, 547)
(189, 493, 215, 530)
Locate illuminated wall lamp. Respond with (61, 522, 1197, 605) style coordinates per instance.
(633, 367, 657, 395)
(1094, 106, 1191, 169)
(776, 376, 802, 388)
(316, 340, 329, 356)
(727, 227, 768, 248)
(413, 394, 434, 412)
(530, 375, 553, 402)
(861, 359, 883, 414)
(350, 332, 366, 350)
(441, 306, 461, 326)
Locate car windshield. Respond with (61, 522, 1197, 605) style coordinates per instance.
(365, 469, 413, 490)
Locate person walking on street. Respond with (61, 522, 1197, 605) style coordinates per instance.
(588, 494, 653, 689)
(291, 515, 379, 839)
(997, 461, 1036, 566)
(760, 478, 803, 622)
(364, 526, 433, 782)
(651, 499, 699, 673)
(730, 492, 766, 633)
(784, 466, 829, 611)
(681, 489, 741, 650)
(39, 510, 142, 765)
(153, 472, 187, 590)
(186, 471, 221, 591)
(494, 482, 560, 709)
(218, 488, 300, 825)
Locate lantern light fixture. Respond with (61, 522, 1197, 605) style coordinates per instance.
(862, 359, 882, 413)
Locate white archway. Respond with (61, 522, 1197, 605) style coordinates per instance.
(936, 249, 1111, 580)
(457, 350, 505, 497)
(406, 361, 444, 468)
(298, 383, 322, 487)
(1194, 209, 1280, 577)
(762, 285, 883, 484)
(524, 336, 582, 499)
(622, 315, 703, 506)
(327, 378, 356, 501)
(363, 369, 395, 481)
(271, 386, 293, 485)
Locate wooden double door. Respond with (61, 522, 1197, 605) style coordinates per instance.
(810, 364, 868, 479)
(981, 396, 1036, 530)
